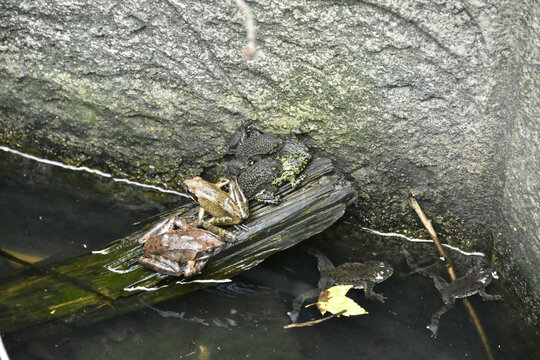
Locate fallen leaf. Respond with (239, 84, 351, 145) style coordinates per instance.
(316, 285, 368, 317)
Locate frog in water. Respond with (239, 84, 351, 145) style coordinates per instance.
(402, 249, 503, 338)
(183, 177, 249, 242)
(288, 247, 394, 323)
(138, 217, 226, 277)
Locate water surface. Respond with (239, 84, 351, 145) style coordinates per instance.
(1, 150, 538, 359)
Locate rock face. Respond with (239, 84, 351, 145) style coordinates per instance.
(0, 1, 538, 320)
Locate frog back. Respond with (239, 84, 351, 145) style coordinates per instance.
(235, 133, 283, 161)
(326, 261, 394, 284)
(237, 158, 281, 199)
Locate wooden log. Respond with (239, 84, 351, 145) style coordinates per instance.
(0, 158, 356, 332)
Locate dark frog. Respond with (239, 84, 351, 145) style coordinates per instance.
(234, 136, 312, 204)
(226, 125, 284, 177)
(288, 247, 394, 323)
(237, 157, 283, 204)
(234, 131, 283, 163)
(402, 249, 503, 337)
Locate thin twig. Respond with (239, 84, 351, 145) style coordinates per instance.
(236, 0, 257, 58)
(283, 310, 346, 329)
(408, 195, 494, 360)
(407, 197, 456, 279)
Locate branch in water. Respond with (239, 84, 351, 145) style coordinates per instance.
(408, 195, 494, 360)
(283, 310, 346, 329)
(236, 0, 257, 58)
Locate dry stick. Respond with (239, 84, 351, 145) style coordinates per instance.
(408, 196, 494, 360)
(283, 310, 346, 329)
(236, 0, 257, 58)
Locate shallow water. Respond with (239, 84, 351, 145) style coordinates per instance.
(1, 150, 539, 359)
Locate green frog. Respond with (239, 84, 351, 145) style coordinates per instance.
(402, 249, 503, 338)
(288, 247, 394, 323)
(138, 217, 226, 277)
(183, 177, 249, 242)
(272, 137, 311, 188)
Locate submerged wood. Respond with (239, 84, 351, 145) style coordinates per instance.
(0, 158, 356, 332)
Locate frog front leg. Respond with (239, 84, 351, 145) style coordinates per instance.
(359, 282, 387, 303)
(201, 216, 239, 242)
(182, 259, 209, 278)
(478, 289, 503, 301)
(139, 254, 182, 276)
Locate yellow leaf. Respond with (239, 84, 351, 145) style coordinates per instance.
(316, 285, 368, 317)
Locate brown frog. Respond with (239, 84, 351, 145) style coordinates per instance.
(288, 247, 394, 323)
(183, 177, 249, 242)
(138, 217, 225, 278)
(402, 249, 503, 337)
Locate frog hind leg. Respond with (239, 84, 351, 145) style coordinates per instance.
(287, 288, 321, 323)
(303, 247, 334, 274)
(428, 303, 454, 338)
(138, 215, 176, 244)
(401, 248, 440, 278)
(228, 177, 249, 219)
(201, 218, 237, 242)
(139, 255, 182, 276)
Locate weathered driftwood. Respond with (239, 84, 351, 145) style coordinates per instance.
(0, 158, 356, 332)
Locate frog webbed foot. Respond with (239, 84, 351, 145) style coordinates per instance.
(427, 324, 439, 338)
(287, 311, 299, 324)
(370, 292, 387, 303)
